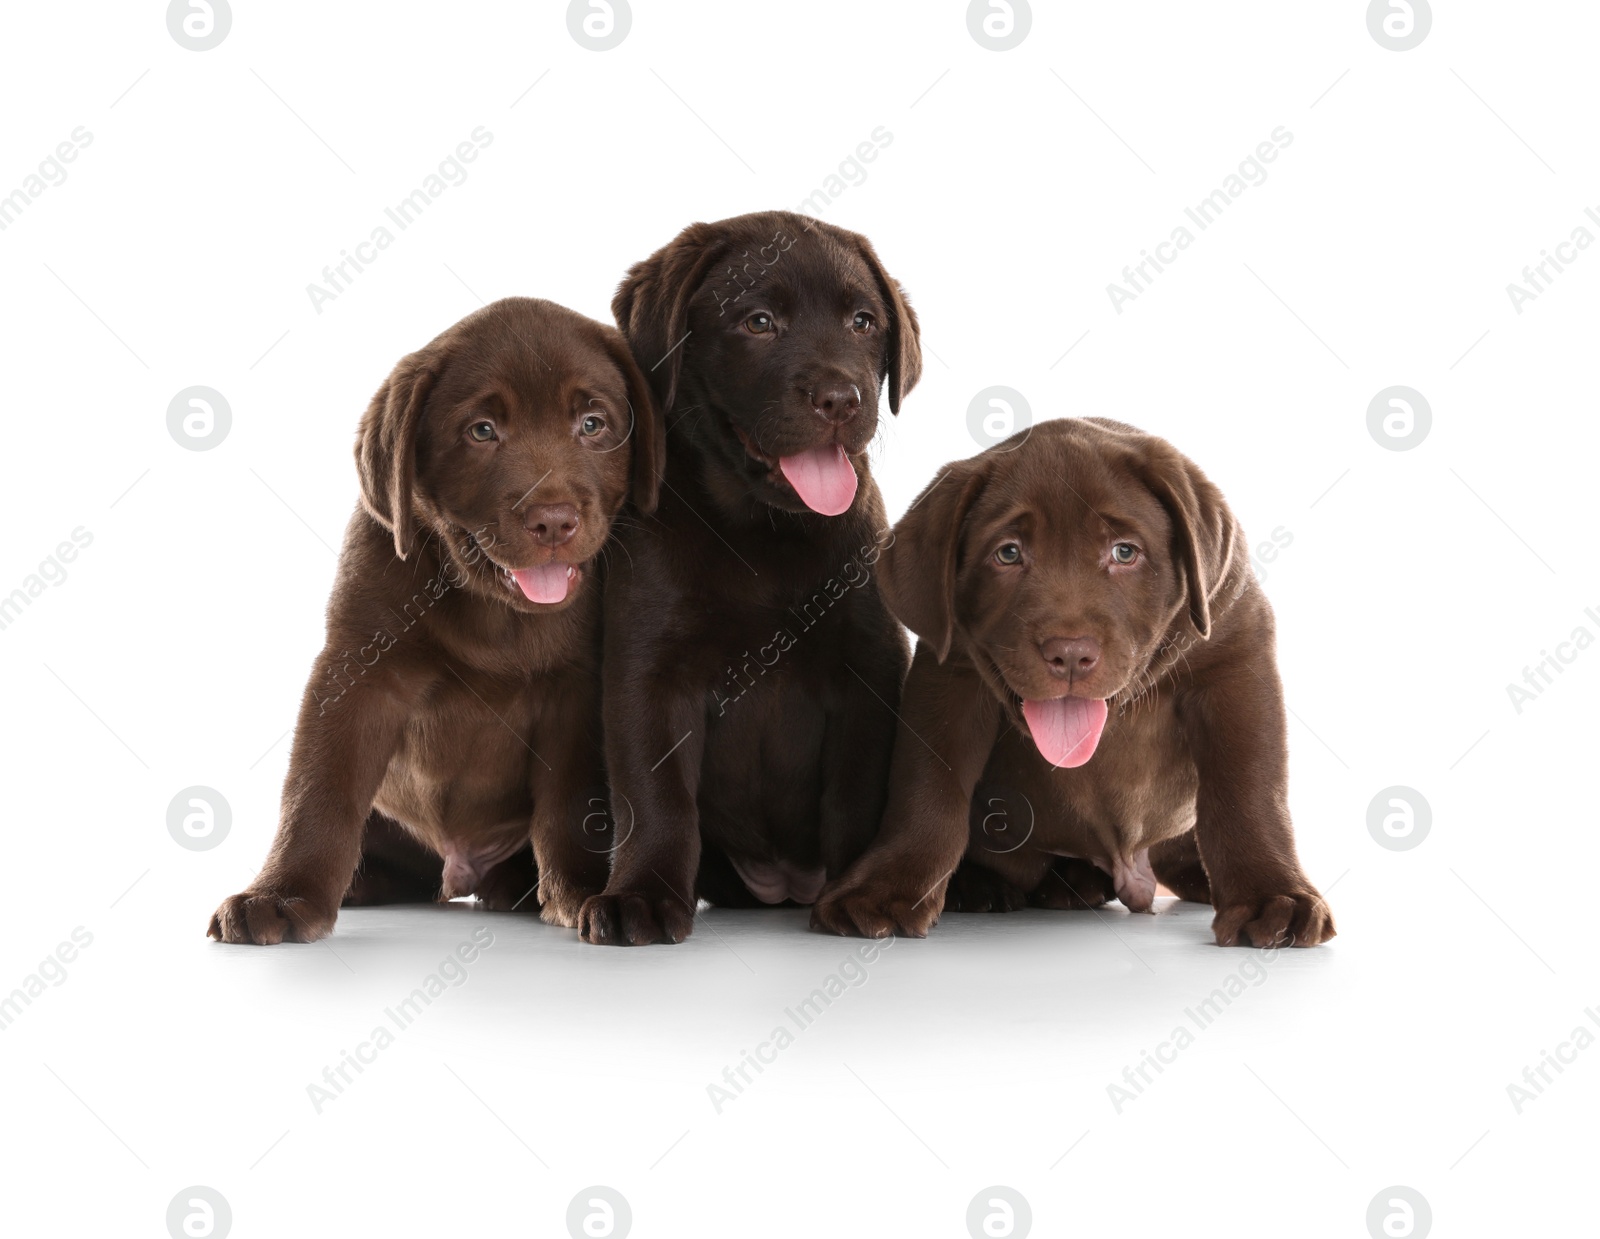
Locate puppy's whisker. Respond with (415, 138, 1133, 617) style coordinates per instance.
(666, 402, 708, 437)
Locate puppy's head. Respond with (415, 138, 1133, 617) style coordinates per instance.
(612, 211, 921, 517)
(880, 419, 1238, 767)
(356, 297, 662, 611)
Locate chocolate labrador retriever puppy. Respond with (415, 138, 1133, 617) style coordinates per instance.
(210, 297, 660, 943)
(578, 211, 920, 945)
(812, 418, 1335, 948)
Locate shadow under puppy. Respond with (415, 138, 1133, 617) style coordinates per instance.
(210, 297, 660, 944)
(812, 417, 1335, 948)
(578, 210, 921, 945)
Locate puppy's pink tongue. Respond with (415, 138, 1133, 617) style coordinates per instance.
(778, 444, 858, 516)
(1022, 697, 1109, 768)
(511, 563, 571, 604)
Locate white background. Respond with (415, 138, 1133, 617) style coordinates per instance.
(2, 1, 1596, 1236)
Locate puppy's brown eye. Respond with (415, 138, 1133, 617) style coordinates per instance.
(744, 313, 774, 334)
(579, 414, 605, 437)
(1111, 543, 1139, 565)
(468, 421, 496, 442)
(995, 543, 1022, 566)
(852, 311, 875, 333)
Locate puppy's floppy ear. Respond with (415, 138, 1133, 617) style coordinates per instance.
(611, 223, 728, 415)
(356, 349, 437, 560)
(825, 222, 923, 413)
(879, 459, 989, 662)
(599, 328, 665, 515)
(1130, 440, 1238, 639)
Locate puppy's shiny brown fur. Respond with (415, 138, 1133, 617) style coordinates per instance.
(578, 211, 920, 946)
(812, 418, 1334, 948)
(210, 298, 660, 943)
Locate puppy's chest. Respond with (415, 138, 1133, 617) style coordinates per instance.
(987, 696, 1198, 849)
(428, 591, 598, 676)
(692, 579, 862, 697)
(700, 605, 851, 717)
(377, 680, 538, 847)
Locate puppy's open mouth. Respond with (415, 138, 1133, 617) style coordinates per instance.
(501, 561, 582, 605)
(732, 424, 858, 516)
(466, 533, 585, 605)
(1020, 695, 1108, 769)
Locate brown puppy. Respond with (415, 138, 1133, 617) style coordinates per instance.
(578, 211, 920, 946)
(210, 297, 660, 944)
(812, 418, 1335, 948)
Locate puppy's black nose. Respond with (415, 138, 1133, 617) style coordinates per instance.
(810, 381, 861, 424)
(1040, 637, 1100, 679)
(524, 503, 579, 547)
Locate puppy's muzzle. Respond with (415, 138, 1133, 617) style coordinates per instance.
(1040, 636, 1100, 681)
(524, 502, 579, 548)
(808, 380, 862, 427)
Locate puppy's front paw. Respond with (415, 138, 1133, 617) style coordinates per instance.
(471, 851, 540, 914)
(810, 875, 944, 939)
(1211, 889, 1334, 948)
(209, 889, 338, 945)
(537, 879, 603, 929)
(578, 889, 694, 945)
(1029, 858, 1116, 910)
